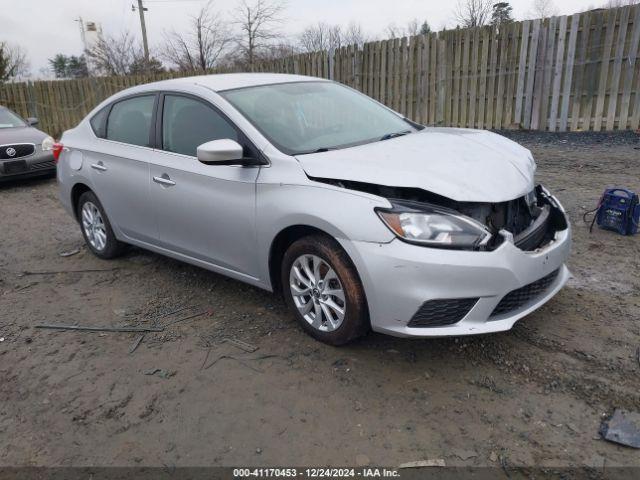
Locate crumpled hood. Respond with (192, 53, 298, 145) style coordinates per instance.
(0, 127, 48, 145)
(296, 128, 536, 203)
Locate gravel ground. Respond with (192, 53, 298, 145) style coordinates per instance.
(0, 131, 639, 468)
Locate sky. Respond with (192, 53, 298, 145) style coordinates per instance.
(2, 0, 599, 77)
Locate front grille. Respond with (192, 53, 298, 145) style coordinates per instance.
(0, 143, 35, 159)
(491, 269, 559, 317)
(408, 297, 479, 327)
(31, 160, 56, 170)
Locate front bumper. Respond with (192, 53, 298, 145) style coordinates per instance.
(345, 221, 571, 338)
(0, 150, 56, 182)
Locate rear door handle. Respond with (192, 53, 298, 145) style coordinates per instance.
(153, 175, 176, 186)
(91, 162, 107, 172)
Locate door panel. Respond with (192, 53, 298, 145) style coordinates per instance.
(149, 153, 260, 276)
(86, 94, 157, 243)
(87, 144, 155, 243)
(149, 92, 262, 278)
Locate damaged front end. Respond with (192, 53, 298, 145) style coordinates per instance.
(313, 178, 568, 252)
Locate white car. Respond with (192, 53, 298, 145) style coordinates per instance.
(56, 73, 571, 345)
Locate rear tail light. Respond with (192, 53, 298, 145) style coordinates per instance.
(52, 143, 64, 163)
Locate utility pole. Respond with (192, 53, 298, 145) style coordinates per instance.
(75, 16, 86, 50)
(134, 0, 150, 65)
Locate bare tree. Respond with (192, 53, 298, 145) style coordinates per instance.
(528, 0, 559, 18)
(342, 22, 367, 46)
(0, 41, 29, 82)
(232, 0, 286, 70)
(299, 21, 366, 52)
(162, 1, 231, 72)
(86, 31, 143, 76)
(453, 0, 493, 27)
(299, 22, 342, 52)
(601, 0, 638, 7)
(385, 18, 428, 38)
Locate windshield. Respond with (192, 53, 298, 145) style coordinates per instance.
(0, 108, 26, 129)
(220, 81, 415, 155)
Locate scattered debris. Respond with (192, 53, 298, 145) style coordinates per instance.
(35, 324, 164, 333)
(399, 459, 446, 468)
(599, 409, 640, 448)
(0, 337, 4, 342)
(489, 451, 498, 462)
(162, 311, 208, 328)
(20, 267, 119, 276)
(59, 248, 81, 257)
(204, 354, 263, 373)
(499, 454, 510, 474)
(14, 282, 37, 292)
(472, 376, 506, 394)
(451, 449, 478, 461)
(255, 448, 262, 454)
(129, 335, 144, 354)
(223, 338, 258, 353)
(204, 353, 279, 373)
(143, 368, 176, 379)
(154, 306, 193, 319)
(332, 358, 347, 367)
(201, 347, 212, 370)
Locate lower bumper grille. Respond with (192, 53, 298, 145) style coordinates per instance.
(31, 160, 56, 170)
(491, 269, 560, 317)
(408, 297, 479, 327)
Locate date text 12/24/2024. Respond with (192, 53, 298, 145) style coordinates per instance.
(233, 468, 401, 478)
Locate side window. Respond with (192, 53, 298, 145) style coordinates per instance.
(106, 95, 155, 147)
(162, 95, 238, 157)
(90, 106, 109, 138)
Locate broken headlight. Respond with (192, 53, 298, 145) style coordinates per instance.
(377, 201, 492, 250)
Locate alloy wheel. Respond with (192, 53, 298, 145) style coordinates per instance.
(289, 254, 346, 332)
(81, 201, 107, 252)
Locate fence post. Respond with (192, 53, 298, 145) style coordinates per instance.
(25, 81, 38, 119)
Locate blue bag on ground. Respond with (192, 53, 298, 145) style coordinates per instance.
(593, 188, 639, 236)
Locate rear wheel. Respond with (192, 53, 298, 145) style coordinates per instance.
(77, 191, 125, 259)
(282, 235, 369, 345)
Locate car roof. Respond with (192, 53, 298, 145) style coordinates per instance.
(132, 73, 326, 93)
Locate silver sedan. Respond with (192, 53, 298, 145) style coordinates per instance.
(56, 74, 571, 345)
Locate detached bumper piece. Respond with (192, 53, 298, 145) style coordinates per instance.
(491, 268, 559, 317)
(408, 297, 479, 327)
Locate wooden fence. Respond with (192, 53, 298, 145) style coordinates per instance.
(2, 4, 639, 137)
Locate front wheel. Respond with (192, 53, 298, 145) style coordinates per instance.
(281, 235, 369, 345)
(77, 191, 125, 259)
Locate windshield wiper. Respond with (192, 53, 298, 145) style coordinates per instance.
(295, 147, 333, 155)
(379, 130, 412, 141)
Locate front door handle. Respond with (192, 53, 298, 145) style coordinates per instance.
(153, 175, 176, 187)
(91, 162, 107, 172)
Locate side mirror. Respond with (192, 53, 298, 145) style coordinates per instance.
(197, 139, 243, 164)
(27, 117, 39, 126)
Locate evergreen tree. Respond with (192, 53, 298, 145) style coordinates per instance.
(491, 2, 514, 26)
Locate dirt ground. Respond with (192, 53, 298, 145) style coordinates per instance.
(1, 131, 639, 469)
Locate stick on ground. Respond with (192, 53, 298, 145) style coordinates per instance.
(35, 324, 164, 333)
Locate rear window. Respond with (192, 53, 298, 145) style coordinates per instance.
(106, 95, 155, 147)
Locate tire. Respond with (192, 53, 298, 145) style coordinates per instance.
(281, 234, 369, 345)
(77, 191, 126, 259)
